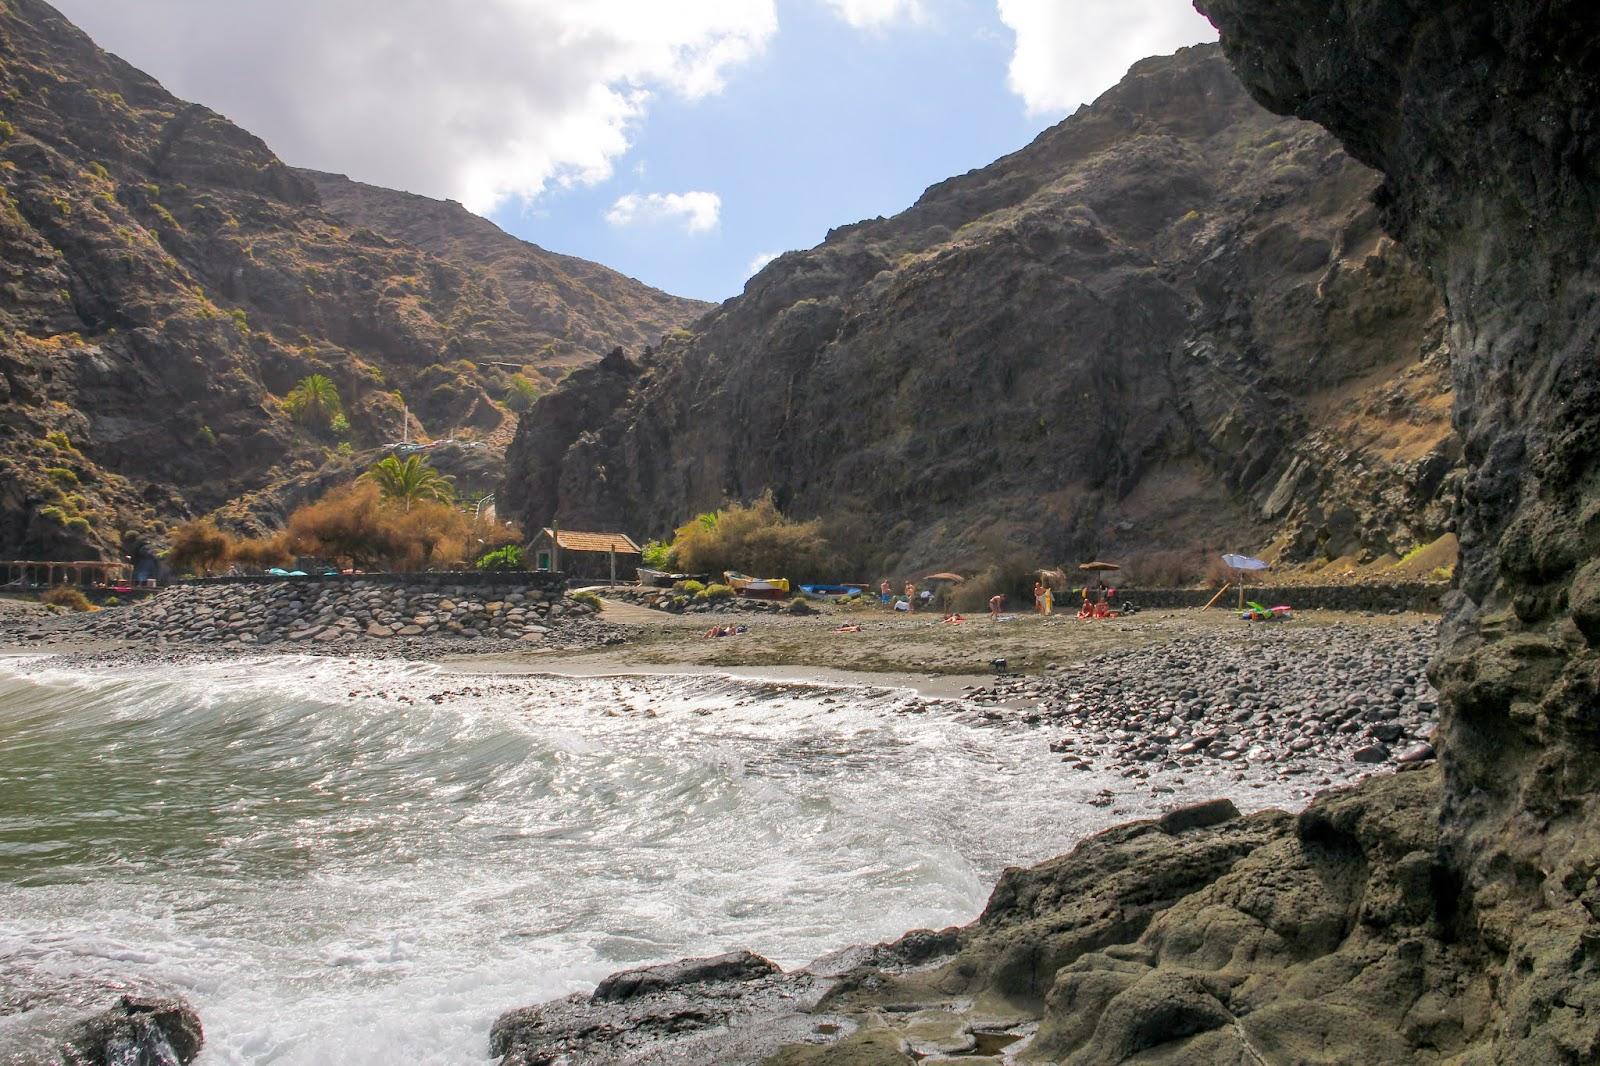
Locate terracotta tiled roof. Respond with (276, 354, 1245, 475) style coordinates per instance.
(540, 528, 641, 554)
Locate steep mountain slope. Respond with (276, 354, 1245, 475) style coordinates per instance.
(300, 170, 706, 374)
(506, 45, 1458, 575)
(0, 0, 703, 560)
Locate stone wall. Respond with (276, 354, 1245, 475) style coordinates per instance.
(66, 575, 593, 647)
(1129, 583, 1446, 613)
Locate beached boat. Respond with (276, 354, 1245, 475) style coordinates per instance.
(798, 583, 862, 600)
(724, 572, 790, 600)
(636, 567, 673, 588)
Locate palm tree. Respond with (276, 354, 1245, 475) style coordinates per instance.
(361, 454, 454, 511)
(285, 374, 343, 430)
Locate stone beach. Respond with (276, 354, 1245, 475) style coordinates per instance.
(966, 623, 1438, 783)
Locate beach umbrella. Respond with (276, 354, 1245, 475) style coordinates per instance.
(923, 572, 965, 583)
(1078, 561, 1121, 571)
(1221, 554, 1270, 609)
(1221, 554, 1269, 571)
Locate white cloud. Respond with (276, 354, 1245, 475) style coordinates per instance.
(606, 191, 723, 233)
(747, 250, 781, 275)
(50, 0, 777, 214)
(996, 0, 1217, 114)
(822, 0, 924, 28)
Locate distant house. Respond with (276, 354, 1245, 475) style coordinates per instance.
(530, 527, 641, 581)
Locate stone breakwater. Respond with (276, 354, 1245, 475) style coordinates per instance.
(0, 578, 622, 653)
(969, 623, 1439, 787)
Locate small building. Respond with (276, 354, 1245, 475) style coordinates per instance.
(530, 528, 641, 581)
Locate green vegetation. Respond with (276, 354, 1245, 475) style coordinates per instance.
(641, 539, 672, 568)
(44, 466, 77, 486)
(699, 583, 734, 602)
(675, 580, 707, 596)
(194, 425, 216, 446)
(0, 118, 15, 142)
(360, 454, 453, 511)
(229, 307, 248, 334)
(476, 544, 525, 571)
(504, 374, 542, 413)
(570, 589, 604, 612)
(284, 373, 344, 431)
(666, 491, 833, 583)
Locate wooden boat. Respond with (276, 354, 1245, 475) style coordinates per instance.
(637, 567, 674, 588)
(798, 583, 862, 600)
(637, 568, 710, 588)
(724, 572, 790, 600)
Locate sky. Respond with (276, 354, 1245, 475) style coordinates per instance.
(50, 0, 1216, 303)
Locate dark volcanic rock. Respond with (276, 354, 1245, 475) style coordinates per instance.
(1197, 0, 1600, 1060)
(60, 996, 203, 1066)
(591, 951, 782, 1003)
(507, 44, 1457, 573)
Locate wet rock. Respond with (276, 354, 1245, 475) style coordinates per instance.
(592, 950, 781, 1003)
(60, 995, 203, 1066)
(1156, 797, 1239, 836)
(1351, 744, 1390, 764)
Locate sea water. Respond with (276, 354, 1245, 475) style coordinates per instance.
(0, 654, 1300, 1063)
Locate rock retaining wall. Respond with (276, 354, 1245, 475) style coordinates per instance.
(63, 576, 594, 647)
(1128, 583, 1446, 613)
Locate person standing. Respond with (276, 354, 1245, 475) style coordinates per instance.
(1033, 579, 1047, 614)
(880, 579, 892, 604)
(989, 592, 1004, 620)
(904, 581, 917, 611)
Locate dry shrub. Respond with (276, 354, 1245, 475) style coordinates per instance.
(1120, 549, 1213, 588)
(953, 553, 1039, 613)
(671, 491, 834, 583)
(470, 515, 522, 556)
(230, 531, 293, 570)
(166, 518, 234, 576)
(390, 500, 468, 570)
(40, 585, 92, 611)
(283, 482, 473, 571)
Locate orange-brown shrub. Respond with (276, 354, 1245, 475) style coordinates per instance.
(40, 585, 92, 611)
(166, 518, 234, 576)
(284, 481, 471, 571)
(230, 531, 294, 570)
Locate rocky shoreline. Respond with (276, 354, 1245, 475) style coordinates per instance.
(970, 624, 1439, 789)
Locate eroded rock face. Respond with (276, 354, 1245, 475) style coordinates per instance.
(506, 45, 1456, 574)
(1197, 0, 1600, 1055)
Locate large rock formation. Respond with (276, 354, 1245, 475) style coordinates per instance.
(1197, 0, 1600, 1057)
(506, 44, 1457, 574)
(0, 0, 704, 559)
(491, 2, 1600, 1062)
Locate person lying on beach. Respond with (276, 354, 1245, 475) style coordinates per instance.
(833, 622, 862, 633)
(941, 613, 964, 624)
(705, 624, 747, 638)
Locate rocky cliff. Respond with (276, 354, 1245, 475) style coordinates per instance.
(506, 44, 1458, 575)
(493, 2, 1600, 1062)
(0, 0, 704, 560)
